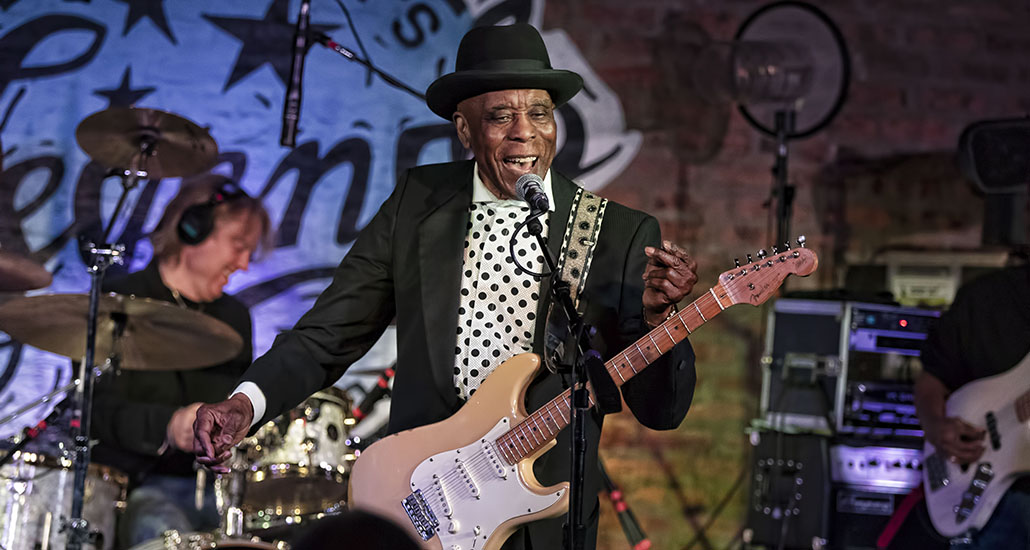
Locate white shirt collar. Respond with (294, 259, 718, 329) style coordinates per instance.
(472, 163, 555, 212)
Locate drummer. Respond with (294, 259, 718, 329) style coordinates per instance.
(90, 174, 270, 547)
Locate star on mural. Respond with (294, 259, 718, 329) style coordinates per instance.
(93, 66, 156, 107)
(114, 0, 178, 45)
(203, 0, 339, 92)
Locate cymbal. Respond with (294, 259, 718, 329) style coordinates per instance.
(0, 293, 242, 370)
(75, 107, 218, 179)
(0, 249, 52, 291)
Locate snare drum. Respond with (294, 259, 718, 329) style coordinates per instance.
(0, 451, 127, 550)
(240, 389, 357, 518)
(128, 530, 283, 550)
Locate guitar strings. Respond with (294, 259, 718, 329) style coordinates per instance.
(418, 257, 796, 501)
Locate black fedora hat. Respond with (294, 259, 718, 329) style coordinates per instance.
(425, 23, 583, 120)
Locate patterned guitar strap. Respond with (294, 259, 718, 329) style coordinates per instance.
(543, 187, 607, 373)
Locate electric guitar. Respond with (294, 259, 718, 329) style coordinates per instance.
(922, 350, 1030, 537)
(349, 245, 819, 550)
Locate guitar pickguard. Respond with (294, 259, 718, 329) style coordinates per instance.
(406, 418, 565, 549)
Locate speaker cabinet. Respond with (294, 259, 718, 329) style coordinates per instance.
(746, 431, 830, 549)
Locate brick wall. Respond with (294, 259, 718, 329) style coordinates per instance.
(542, 1, 1030, 548)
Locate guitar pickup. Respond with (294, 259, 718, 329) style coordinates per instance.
(457, 461, 481, 498)
(985, 412, 1001, 451)
(431, 475, 453, 517)
(926, 453, 949, 491)
(482, 439, 508, 479)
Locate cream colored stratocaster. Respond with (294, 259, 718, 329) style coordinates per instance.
(349, 245, 819, 549)
(923, 350, 1030, 537)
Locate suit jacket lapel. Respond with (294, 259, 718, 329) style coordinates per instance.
(418, 161, 474, 408)
(532, 172, 576, 354)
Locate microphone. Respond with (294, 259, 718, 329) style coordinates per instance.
(515, 173, 549, 212)
(280, 0, 311, 148)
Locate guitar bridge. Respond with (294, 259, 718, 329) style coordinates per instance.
(402, 489, 440, 541)
(955, 462, 993, 524)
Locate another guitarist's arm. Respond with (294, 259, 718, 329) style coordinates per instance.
(914, 371, 985, 465)
(916, 281, 986, 465)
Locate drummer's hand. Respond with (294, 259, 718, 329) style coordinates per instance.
(193, 393, 254, 473)
(166, 402, 203, 452)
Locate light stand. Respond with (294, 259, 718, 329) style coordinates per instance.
(772, 109, 796, 249)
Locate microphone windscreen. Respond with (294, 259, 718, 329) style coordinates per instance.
(515, 173, 544, 202)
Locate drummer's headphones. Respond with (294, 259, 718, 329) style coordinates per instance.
(176, 180, 248, 245)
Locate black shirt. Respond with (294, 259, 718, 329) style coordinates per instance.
(920, 264, 1030, 493)
(91, 261, 253, 479)
(921, 265, 1030, 391)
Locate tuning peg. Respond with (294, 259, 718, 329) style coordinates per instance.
(797, 235, 806, 248)
(746, 253, 753, 264)
(757, 249, 767, 259)
(772, 246, 779, 255)
(784, 241, 791, 250)
(734, 258, 741, 268)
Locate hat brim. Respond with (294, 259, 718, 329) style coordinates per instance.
(425, 69, 584, 120)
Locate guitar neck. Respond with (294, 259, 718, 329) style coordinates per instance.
(493, 283, 731, 464)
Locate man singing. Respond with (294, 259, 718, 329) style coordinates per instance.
(194, 23, 699, 549)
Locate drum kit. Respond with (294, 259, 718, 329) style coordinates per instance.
(0, 107, 365, 550)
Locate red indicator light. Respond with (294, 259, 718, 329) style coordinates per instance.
(899, 319, 908, 328)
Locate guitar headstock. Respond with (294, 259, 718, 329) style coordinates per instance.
(718, 238, 818, 306)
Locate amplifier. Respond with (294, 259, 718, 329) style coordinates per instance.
(761, 299, 940, 436)
(829, 444, 922, 492)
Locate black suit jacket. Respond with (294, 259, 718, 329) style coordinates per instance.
(242, 160, 696, 549)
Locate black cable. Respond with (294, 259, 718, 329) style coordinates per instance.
(682, 463, 749, 550)
(331, 0, 374, 85)
(508, 210, 552, 278)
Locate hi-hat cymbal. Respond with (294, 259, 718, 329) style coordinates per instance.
(0, 249, 52, 291)
(75, 107, 218, 180)
(0, 293, 242, 370)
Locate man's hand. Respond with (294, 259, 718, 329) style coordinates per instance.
(924, 415, 986, 465)
(193, 393, 254, 473)
(643, 240, 698, 326)
(166, 402, 203, 452)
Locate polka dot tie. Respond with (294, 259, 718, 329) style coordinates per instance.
(453, 202, 548, 399)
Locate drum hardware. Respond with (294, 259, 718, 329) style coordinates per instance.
(0, 249, 52, 292)
(0, 293, 243, 371)
(0, 444, 128, 550)
(74, 107, 218, 182)
(218, 389, 357, 538)
(126, 530, 287, 550)
(1, 107, 222, 550)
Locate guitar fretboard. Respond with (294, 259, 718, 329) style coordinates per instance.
(493, 283, 731, 465)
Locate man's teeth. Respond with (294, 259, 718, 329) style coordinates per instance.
(504, 156, 537, 165)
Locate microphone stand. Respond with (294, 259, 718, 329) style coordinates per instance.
(521, 210, 619, 550)
(65, 158, 138, 550)
(314, 32, 427, 101)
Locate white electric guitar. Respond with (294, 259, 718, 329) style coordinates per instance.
(922, 350, 1030, 537)
(348, 245, 818, 549)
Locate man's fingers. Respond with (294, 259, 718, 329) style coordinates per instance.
(647, 247, 686, 269)
(193, 410, 216, 459)
(955, 420, 986, 440)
